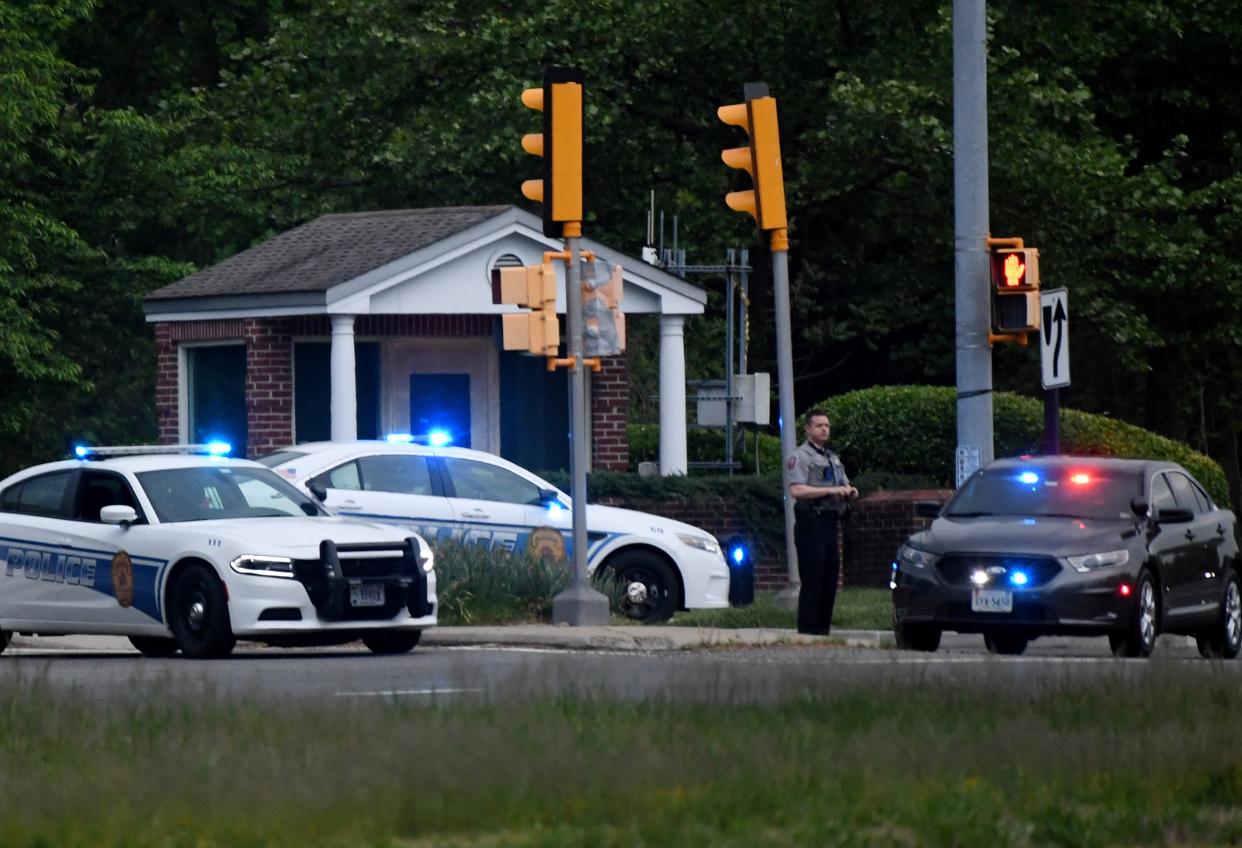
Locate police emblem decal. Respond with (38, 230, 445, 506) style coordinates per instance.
(786, 456, 797, 471)
(528, 527, 567, 561)
(110, 550, 134, 608)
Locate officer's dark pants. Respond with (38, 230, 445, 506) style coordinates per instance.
(795, 510, 840, 634)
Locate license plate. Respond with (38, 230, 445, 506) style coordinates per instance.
(350, 584, 386, 607)
(971, 589, 1013, 613)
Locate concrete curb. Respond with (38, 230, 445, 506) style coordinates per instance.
(6, 626, 897, 654)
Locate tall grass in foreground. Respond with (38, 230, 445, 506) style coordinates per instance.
(666, 589, 891, 630)
(4, 663, 1242, 846)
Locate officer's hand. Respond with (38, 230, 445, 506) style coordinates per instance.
(846, 486, 859, 499)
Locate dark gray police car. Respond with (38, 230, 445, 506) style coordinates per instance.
(891, 456, 1240, 658)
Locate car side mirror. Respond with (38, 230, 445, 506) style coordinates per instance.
(100, 505, 137, 526)
(914, 501, 942, 519)
(1130, 497, 1149, 518)
(1155, 506, 1194, 525)
(307, 481, 328, 502)
(538, 488, 559, 504)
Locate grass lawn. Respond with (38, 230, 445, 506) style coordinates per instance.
(5, 665, 1242, 846)
(660, 588, 891, 630)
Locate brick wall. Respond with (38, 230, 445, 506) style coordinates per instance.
(592, 355, 628, 471)
(243, 318, 295, 457)
(596, 488, 954, 592)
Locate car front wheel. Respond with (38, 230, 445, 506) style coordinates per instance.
(1111, 569, 1157, 658)
(1196, 570, 1242, 660)
(893, 616, 941, 652)
(129, 636, 179, 658)
(601, 551, 681, 624)
(984, 632, 1028, 656)
(361, 630, 422, 655)
(168, 563, 236, 659)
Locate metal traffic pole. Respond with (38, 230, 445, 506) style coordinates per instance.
(769, 228, 800, 609)
(552, 220, 609, 625)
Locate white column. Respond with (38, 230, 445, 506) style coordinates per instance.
(329, 315, 357, 441)
(658, 314, 688, 475)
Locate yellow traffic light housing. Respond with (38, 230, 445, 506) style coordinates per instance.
(988, 241, 1041, 336)
(520, 66, 584, 238)
(581, 258, 626, 357)
(718, 82, 787, 232)
(498, 262, 560, 356)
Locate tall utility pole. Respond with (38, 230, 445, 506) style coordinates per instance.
(953, 0, 995, 485)
(718, 82, 798, 607)
(519, 66, 609, 625)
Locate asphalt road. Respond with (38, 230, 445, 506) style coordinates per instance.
(2, 633, 1233, 704)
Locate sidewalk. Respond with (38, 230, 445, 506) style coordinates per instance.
(7, 626, 894, 654)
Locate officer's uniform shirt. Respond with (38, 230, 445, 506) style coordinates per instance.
(787, 440, 850, 516)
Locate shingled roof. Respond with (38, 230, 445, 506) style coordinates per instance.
(146, 206, 512, 300)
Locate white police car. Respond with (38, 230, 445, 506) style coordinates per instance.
(260, 440, 732, 622)
(0, 445, 436, 659)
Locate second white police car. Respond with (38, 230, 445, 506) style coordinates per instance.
(0, 445, 436, 659)
(260, 440, 732, 622)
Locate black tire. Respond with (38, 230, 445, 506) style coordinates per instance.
(601, 551, 681, 623)
(1196, 569, 1242, 660)
(1111, 568, 1158, 658)
(894, 615, 941, 652)
(168, 563, 236, 659)
(128, 636, 179, 657)
(361, 630, 422, 655)
(0, 630, 10, 655)
(983, 632, 1029, 656)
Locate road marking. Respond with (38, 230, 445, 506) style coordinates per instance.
(335, 687, 484, 698)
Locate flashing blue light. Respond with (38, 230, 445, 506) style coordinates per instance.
(546, 501, 564, 518)
(731, 545, 747, 565)
(204, 440, 232, 456)
(427, 429, 453, 447)
(1018, 472, 1039, 485)
(74, 445, 89, 459)
(1010, 570, 1029, 586)
(386, 433, 415, 444)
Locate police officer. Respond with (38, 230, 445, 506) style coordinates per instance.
(787, 408, 858, 635)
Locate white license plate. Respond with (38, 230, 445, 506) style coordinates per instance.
(350, 584, 386, 607)
(971, 589, 1013, 613)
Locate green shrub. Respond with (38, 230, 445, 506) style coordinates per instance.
(818, 385, 1230, 505)
(627, 424, 784, 473)
(432, 541, 570, 624)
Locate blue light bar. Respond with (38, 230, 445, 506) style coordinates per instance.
(385, 433, 415, 444)
(204, 440, 232, 456)
(1018, 472, 1039, 485)
(74, 445, 89, 459)
(427, 429, 452, 447)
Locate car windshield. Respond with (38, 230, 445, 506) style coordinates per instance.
(137, 466, 322, 523)
(945, 466, 1141, 521)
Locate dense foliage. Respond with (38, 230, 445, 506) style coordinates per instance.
(1, 0, 1240, 499)
(822, 385, 1230, 505)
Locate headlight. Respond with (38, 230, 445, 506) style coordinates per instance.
(677, 534, 723, 557)
(416, 538, 435, 574)
(230, 555, 295, 579)
(896, 544, 939, 570)
(1066, 549, 1130, 572)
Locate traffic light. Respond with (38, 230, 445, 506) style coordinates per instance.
(520, 66, 584, 238)
(497, 262, 559, 356)
(717, 82, 787, 232)
(990, 247, 1041, 334)
(581, 258, 625, 357)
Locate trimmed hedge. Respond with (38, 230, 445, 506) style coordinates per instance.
(618, 385, 1228, 506)
(818, 386, 1230, 506)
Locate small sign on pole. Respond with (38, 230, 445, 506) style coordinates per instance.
(1040, 288, 1070, 390)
